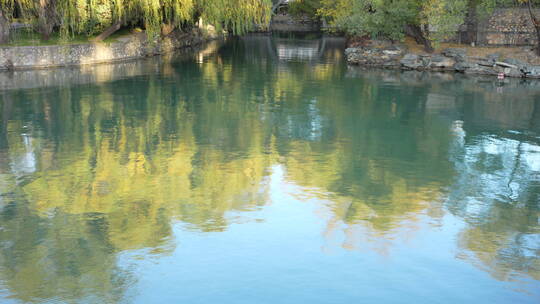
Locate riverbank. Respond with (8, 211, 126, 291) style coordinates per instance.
(0, 40, 223, 90)
(0, 28, 217, 71)
(345, 40, 540, 79)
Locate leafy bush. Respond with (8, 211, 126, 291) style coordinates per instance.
(288, 0, 322, 19)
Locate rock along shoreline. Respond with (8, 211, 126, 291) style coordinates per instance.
(345, 41, 540, 79)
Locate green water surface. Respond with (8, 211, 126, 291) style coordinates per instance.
(0, 35, 539, 304)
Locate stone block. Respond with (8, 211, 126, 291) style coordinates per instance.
(442, 48, 467, 61)
(400, 54, 423, 69)
(428, 55, 456, 69)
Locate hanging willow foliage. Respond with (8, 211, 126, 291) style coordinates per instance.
(0, 0, 271, 41)
(199, 0, 272, 34)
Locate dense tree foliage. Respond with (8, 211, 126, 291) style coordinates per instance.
(319, 0, 416, 39)
(319, 0, 540, 54)
(288, 0, 322, 18)
(0, 0, 272, 43)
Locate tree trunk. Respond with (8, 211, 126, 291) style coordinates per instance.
(93, 21, 122, 42)
(38, 23, 53, 40)
(406, 24, 434, 53)
(527, 0, 540, 56)
(0, 11, 10, 44)
(37, 0, 55, 41)
(534, 24, 540, 56)
(161, 23, 175, 37)
(462, 4, 478, 45)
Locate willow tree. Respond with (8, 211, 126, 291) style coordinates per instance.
(0, 3, 9, 43)
(0, 0, 57, 40)
(197, 0, 272, 34)
(0, 0, 272, 43)
(0, 0, 29, 43)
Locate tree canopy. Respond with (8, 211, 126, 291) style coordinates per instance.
(318, 0, 540, 53)
(0, 0, 272, 43)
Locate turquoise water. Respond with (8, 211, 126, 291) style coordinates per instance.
(0, 35, 539, 304)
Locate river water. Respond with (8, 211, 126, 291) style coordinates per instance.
(0, 34, 539, 304)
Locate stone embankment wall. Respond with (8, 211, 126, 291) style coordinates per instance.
(0, 29, 214, 71)
(452, 8, 540, 46)
(0, 40, 222, 90)
(346, 41, 540, 79)
(270, 13, 320, 32)
(475, 8, 540, 46)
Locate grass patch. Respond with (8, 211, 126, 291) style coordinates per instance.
(2, 27, 134, 47)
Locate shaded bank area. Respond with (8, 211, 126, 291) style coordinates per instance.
(0, 29, 217, 71)
(0, 35, 539, 303)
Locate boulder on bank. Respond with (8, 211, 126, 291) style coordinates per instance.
(441, 48, 467, 61)
(345, 41, 405, 67)
(428, 55, 456, 70)
(501, 66, 523, 78)
(464, 65, 498, 76)
(400, 54, 423, 69)
(523, 66, 540, 78)
(503, 58, 527, 70)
